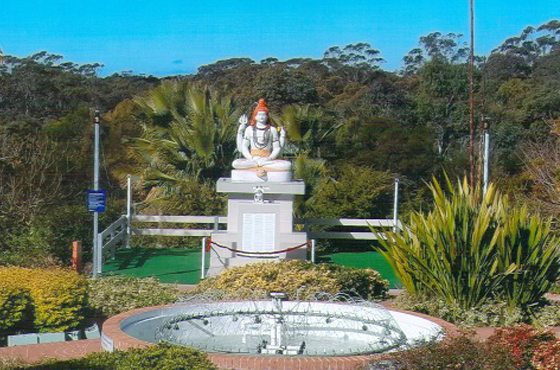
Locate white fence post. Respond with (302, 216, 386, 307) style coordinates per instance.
(393, 178, 400, 232)
(96, 233, 103, 276)
(201, 237, 207, 279)
(311, 239, 316, 263)
(483, 127, 490, 196)
(126, 175, 132, 248)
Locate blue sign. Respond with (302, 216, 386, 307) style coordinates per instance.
(87, 190, 106, 212)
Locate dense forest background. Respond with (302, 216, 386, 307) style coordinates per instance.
(1, 21, 560, 267)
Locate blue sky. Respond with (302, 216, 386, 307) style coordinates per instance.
(1, 0, 559, 76)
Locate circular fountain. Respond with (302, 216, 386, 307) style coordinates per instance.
(103, 292, 445, 362)
(154, 295, 409, 356)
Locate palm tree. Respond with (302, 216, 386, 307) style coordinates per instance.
(275, 104, 338, 158)
(273, 105, 339, 217)
(292, 152, 327, 218)
(118, 81, 239, 209)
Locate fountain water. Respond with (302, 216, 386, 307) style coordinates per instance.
(117, 292, 442, 357)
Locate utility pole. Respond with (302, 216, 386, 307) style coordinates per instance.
(469, 0, 476, 187)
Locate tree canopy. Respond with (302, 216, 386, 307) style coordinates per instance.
(2, 20, 560, 266)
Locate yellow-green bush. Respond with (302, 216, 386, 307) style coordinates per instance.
(0, 282, 32, 334)
(0, 267, 88, 332)
(196, 260, 389, 300)
(88, 276, 180, 318)
(23, 343, 217, 370)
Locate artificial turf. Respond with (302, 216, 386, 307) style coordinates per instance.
(102, 247, 401, 287)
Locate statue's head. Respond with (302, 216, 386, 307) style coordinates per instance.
(250, 99, 270, 126)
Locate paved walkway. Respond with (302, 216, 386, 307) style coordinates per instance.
(0, 339, 101, 364)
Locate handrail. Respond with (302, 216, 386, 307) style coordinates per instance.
(295, 218, 402, 229)
(130, 215, 402, 240)
(132, 229, 213, 237)
(128, 215, 397, 240)
(99, 215, 127, 240)
(132, 215, 227, 223)
(307, 231, 385, 240)
(130, 215, 226, 237)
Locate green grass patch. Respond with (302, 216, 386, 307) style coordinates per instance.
(103, 247, 400, 288)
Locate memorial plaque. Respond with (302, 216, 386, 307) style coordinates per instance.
(242, 213, 276, 252)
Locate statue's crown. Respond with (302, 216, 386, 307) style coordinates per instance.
(251, 99, 269, 125)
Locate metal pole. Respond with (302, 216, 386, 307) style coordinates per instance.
(93, 109, 100, 277)
(393, 178, 400, 232)
(311, 239, 316, 263)
(468, 0, 476, 187)
(483, 126, 490, 196)
(126, 175, 132, 248)
(201, 237, 207, 279)
(97, 236, 102, 276)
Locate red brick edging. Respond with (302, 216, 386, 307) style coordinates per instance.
(102, 303, 459, 370)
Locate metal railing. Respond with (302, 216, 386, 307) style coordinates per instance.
(131, 215, 227, 237)
(295, 218, 402, 240)
(96, 214, 401, 277)
(94, 215, 128, 275)
(294, 218, 402, 264)
(94, 177, 402, 277)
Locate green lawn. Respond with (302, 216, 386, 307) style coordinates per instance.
(103, 247, 202, 284)
(318, 251, 402, 288)
(103, 247, 401, 287)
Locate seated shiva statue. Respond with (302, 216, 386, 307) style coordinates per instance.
(232, 99, 291, 179)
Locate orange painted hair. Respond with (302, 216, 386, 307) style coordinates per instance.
(250, 99, 270, 126)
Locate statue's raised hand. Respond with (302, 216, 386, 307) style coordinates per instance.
(238, 114, 248, 129)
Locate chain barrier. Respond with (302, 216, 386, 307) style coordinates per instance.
(207, 238, 309, 257)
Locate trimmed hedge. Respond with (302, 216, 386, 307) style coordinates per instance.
(88, 276, 180, 318)
(196, 260, 389, 300)
(0, 267, 88, 332)
(0, 283, 32, 334)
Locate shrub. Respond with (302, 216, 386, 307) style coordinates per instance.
(394, 292, 524, 327)
(533, 340, 560, 370)
(196, 260, 389, 300)
(489, 325, 556, 369)
(88, 276, 180, 318)
(375, 176, 560, 313)
(0, 203, 125, 268)
(28, 343, 217, 370)
(394, 292, 560, 328)
(0, 225, 61, 268)
(0, 282, 33, 334)
(0, 267, 88, 332)
(0, 357, 27, 370)
(532, 302, 560, 327)
(375, 325, 560, 370)
(305, 165, 394, 219)
(387, 333, 517, 370)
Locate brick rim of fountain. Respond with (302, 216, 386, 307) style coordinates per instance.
(102, 303, 459, 370)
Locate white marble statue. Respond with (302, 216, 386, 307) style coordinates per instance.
(232, 99, 291, 176)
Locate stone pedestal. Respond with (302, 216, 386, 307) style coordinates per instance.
(207, 178, 307, 277)
(231, 169, 292, 183)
